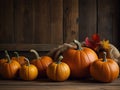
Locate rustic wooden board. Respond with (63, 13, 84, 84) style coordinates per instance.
(79, 0, 97, 41)
(0, 0, 14, 43)
(0, 78, 120, 90)
(63, 0, 79, 43)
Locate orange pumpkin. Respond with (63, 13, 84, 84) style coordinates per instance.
(19, 58, 38, 81)
(0, 58, 7, 75)
(30, 49, 53, 78)
(47, 56, 70, 81)
(62, 40, 98, 78)
(12, 52, 26, 66)
(1, 50, 21, 79)
(90, 52, 119, 82)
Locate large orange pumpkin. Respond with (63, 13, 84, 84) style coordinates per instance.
(47, 56, 70, 81)
(90, 52, 119, 82)
(1, 51, 21, 79)
(19, 58, 38, 81)
(62, 40, 98, 78)
(30, 49, 53, 78)
(12, 52, 26, 66)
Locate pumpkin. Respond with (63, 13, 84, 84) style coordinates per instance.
(62, 40, 98, 78)
(12, 52, 26, 66)
(1, 50, 21, 79)
(47, 56, 70, 81)
(19, 58, 38, 81)
(90, 52, 119, 82)
(30, 49, 53, 78)
(0, 58, 7, 75)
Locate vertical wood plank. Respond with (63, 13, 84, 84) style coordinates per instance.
(34, 0, 51, 44)
(14, 0, 34, 43)
(98, 0, 113, 41)
(50, 0, 63, 44)
(0, 0, 14, 43)
(63, 0, 79, 43)
(79, 0, 97, 41)
(112, 0, 119, 49)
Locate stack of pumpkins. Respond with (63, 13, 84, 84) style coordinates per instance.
(0, 40, 119, 83)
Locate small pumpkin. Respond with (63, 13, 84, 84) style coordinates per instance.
(19, 58, 38, 81)
(62, 40, 98, 78)
(47, 55, 70, 81)
(90, 52, 119, 82)
(0, 58, 7, 75)
(30, 49, 53, 78)
(12, 52, 26, 66)
(1, 50, 21, 79)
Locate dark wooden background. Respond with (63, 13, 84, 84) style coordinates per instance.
(0, 0, 120, 58)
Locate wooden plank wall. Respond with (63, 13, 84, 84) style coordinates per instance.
(0, 0, 119, 53)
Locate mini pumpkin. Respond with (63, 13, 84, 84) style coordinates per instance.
(62, 40, 98, 78)
(19, 58, 38, 81)
(90, 52, 119, 82)
(47, 55, 70, 81)
(1, 50, 21, 79)
(30, 49, 53, 78)
(12, 52, 26, 66)
(0, 58, 7, 75)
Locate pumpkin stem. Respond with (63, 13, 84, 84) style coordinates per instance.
(24, 58, 30, 66)
(14, 52, 19, 58)
(103, 52, 107, 62)
(30, 49, 40, 59)
(73, 40, 82, 50)
(5, 50, 11, 63)
(57, 55, 63, 64)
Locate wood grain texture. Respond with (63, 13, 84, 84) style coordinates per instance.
(63, 0, 79, 43)
(0, 0, 14, 43)
(98, 0, 113, 41)
(0, 78, 120, 90)
(79, 0, 97, 41)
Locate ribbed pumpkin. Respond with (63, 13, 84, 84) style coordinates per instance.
(30, 49, 53, 78)
(90, 52, 119, 82)
(1, 51, 21, 79)
(62, 40, 98, 78)
(12, 52, 26, 66)
(19, 58, 38, 81)
(47, 56, 70, 81)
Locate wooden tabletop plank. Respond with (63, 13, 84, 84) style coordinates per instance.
(0, 78, 120, 90)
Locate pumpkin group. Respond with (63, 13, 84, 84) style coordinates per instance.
(19, 58, 38, 81)
(30, 49, 53, 78)
(62, 40, 98, 78)
(0, 51, 21, 79)
(90, 52, 119, 82)
(47, 56, 70, 81)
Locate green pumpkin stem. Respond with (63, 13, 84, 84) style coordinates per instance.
(30, 49, 40, 59)
(103, 52, 107, 62)
(14, 52, 19, 58)
(5, 50, 11, 63)
(57, 56, 63, 64)
(24, 58, 30, 66)
(73, 40, 82, 50)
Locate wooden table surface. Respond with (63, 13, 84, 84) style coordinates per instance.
(0, 77, 120, 90)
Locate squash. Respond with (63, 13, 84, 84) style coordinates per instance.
(90, 52, 119, 82)
(0, 58, 7, 75)
(1, 50, 21, 79)
(12, 52, 26, 66)
(47, 56, 70, 81)
(19, 58, 38, 81)
(30, 49, 53, 78)
(62, 40, 98, 78)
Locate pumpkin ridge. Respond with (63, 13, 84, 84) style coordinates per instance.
(107, 63, 112, 82)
